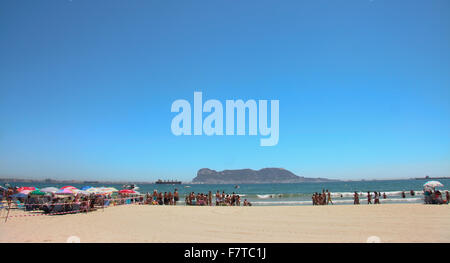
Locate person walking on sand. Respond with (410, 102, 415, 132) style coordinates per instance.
(446, 191, 449, 204)
(367, 192, 372, 204)
(354, 192, 359, 205)
(326, 190, 333, 205)
(374, 192, 380, 204)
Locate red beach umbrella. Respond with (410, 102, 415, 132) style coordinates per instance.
(60, 186, 77, 190)
(17, 187, 36, 192)
(119, 189, 135, 194)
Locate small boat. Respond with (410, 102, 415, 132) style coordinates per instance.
(122, 184, 139, 191)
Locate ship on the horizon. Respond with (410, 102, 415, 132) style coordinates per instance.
(155, 179, 182, 184)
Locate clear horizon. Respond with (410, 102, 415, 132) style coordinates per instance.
(1, 0, 449, 182)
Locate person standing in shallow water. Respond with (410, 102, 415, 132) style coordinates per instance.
(174, 189, 179, 206)
(367, 192, 372, 204)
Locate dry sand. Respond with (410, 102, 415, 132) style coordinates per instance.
(1, 204, 449, 243)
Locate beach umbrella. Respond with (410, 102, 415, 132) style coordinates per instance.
(41, 187, 59, 193)
(86, 187, 101, 193)
(75, 190, 91, 195)
(98, 187, 118, 193)
(60, 186, 77, 190)
(19, 190, 32, 195)
(119, 189, 135, 194)
(11, 193, 28, 198)
(424, 181, 444, 188)
(56, 188, 75, 195)
(81, 186, 93, 191)
(17, 187, 36, 192)
(30, 190, 47, 196)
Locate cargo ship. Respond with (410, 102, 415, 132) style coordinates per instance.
(155, 179, 182, 184)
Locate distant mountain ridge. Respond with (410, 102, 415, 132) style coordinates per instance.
(193, 168, 337, 184)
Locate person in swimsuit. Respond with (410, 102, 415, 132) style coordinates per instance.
(215, 191, 220, 206)
(367, 192, 372, 204)
(168, 192, 173, 205)
(374, 192, 380, 204)
(163, 192, 168, 205)
(158, 192, 163, 205)
(152, 190, 158, 204)
(327, 190, 333, 205)
(174, 189, 179, 206)
(354, 192, 359, 205)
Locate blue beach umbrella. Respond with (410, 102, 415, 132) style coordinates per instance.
(11, 193, 28, 198)
(81, 186, 93, 191)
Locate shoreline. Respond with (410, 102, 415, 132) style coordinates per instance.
(1, 203, 449, 243)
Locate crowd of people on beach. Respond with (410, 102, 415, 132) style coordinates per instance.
(352, 191, 386, 205)
(141, 189, 252, 206)
(424, 188, 448, 204)
(143, 189, 180, 205)
(313, 189, 449, 205)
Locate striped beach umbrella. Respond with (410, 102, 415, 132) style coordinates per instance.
(41, 187, 59, 193)
(56, 188, 75, 195)
(17, 187, 36, 192)
(118, 189, 135, 194)
(424, 181, 444, 188)
(60, 186, 77, 190)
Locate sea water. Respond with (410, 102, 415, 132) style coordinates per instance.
(3, 179, 449, 206)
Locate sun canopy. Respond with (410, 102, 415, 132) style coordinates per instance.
(17, 187, 36, 192)
(118, 189, 135, 194)
(41, 187, 59, 193)
(56, 188, 75, 195)
(11, 193, 28, 198)
(60, 186, 77, 190)
(30, 190, 47, 196)
(424, 181, 444, 188)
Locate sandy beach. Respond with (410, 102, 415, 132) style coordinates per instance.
(1, 203, 449, 243)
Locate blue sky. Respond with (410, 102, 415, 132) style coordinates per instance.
(0, 0, 449, 181)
